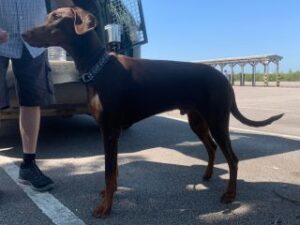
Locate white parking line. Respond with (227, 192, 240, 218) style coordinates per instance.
(0, 155, 86, 225)
(229, 126, 300, 141)
(159, 115, 300, 141)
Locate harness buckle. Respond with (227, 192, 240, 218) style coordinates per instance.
(81, 72, 94, 83)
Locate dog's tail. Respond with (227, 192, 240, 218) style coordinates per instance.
(230, 92, 284, 127)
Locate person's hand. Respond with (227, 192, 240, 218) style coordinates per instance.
(0, 28, 9, 44)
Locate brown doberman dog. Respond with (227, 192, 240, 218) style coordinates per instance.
(23, 7, 284, 218)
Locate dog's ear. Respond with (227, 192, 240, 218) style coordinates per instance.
(72, 7, 97, 35)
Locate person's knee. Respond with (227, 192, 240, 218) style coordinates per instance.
(20, 106, 40, 114)
(19, 106, 41, 126)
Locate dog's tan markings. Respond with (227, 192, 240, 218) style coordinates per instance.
(87, 86, 103, 122)
(71, 7, 97, 35)
(187, 111, 217, 180)
(99, 167, 118, 198)
(93, 170, 117, 218)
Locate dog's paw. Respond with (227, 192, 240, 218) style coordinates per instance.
(99, 187, 117, 198)
(202, 166, 214, 181)
(202, 172, 212, 181)
(92, 202, 112, 218)
(220, 192, 236, 203)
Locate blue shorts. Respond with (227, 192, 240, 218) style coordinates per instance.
(0, 47, 55, 109)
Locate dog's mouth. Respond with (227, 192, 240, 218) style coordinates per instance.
(22, 32, 37, 46)
(22, 32, 50, 48)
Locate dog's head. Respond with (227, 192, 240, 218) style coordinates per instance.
(22, 7, 97, 48)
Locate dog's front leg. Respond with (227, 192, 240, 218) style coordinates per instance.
(93, 125, 121, 218)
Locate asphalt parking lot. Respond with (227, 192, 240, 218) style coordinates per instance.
(0, 85, 299, 225)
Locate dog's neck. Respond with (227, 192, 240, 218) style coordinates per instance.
(65, 32, 106, 73)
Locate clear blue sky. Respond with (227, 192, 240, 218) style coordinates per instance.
(141, 0, 300, 72)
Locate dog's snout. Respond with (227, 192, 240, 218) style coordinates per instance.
(21, 30, 43, 47)
(22, 32, 30, 41)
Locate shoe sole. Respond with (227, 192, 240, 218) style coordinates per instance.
(18, 178, 54, 192)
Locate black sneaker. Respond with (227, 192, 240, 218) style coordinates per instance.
(18, 163, 54, 192)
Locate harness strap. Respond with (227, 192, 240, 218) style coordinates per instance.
(80, 52, 111, 83)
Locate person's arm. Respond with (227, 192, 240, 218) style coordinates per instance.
(52, 0, 75, 7)
(0, 28, 9, 44)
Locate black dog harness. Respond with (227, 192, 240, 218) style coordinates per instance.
(80, 52, 111, 83)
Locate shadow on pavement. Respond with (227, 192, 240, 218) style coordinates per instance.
(0, 115, 299, 164)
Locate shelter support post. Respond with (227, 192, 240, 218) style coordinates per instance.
(275, 61, 280, 87)
(263, 62, 270, 86)
(250, 62, 257, 86)
(239, 63, 245, 86)
(230, 64, 235, 85)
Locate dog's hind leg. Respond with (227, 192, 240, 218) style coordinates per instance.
(187, 111, 217, 180)
(208, 118, 238, 203)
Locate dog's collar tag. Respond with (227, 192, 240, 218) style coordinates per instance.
(80, 52, 111, 83)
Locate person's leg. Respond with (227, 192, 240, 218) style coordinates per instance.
(19, 106, 40, 154)
(18, 106, 54, 192)
(12, 47, 55, 191)
(0, 56, 9, 109)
